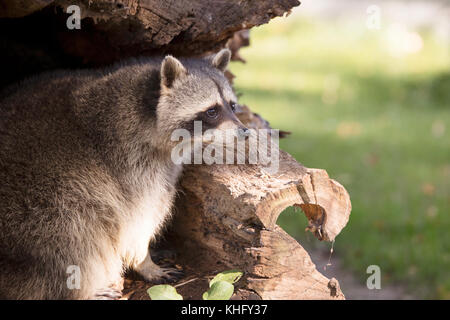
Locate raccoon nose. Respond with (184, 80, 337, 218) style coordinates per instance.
(238, 127, 250, 138)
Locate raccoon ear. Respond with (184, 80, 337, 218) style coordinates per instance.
(161, 55, 187, 88)
(211, 49, 231, 72)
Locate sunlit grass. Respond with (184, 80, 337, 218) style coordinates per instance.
(230, 16, 450, 298)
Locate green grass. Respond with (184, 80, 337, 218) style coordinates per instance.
(230, 16, 450, 299)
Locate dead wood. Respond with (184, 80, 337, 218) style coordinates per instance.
(0, 0, 300, 88)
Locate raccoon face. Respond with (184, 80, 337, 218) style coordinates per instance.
(156, 49, 248, 146)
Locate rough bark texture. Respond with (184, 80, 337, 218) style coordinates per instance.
(0, 0, 299, 88)
(1, 0, 353, 300)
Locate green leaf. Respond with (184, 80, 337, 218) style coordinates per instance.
(202, 281, 234, 300)
(147, 284, 183, 300)
(209, 269, 243, 287)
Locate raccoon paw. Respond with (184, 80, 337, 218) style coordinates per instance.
(91, 287, 123, 300)
(140, 264, 184, 283)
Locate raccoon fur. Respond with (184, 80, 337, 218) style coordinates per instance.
(0, 49, 247, 299)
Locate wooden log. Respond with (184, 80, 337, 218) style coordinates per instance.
(172, 156, 349, 299)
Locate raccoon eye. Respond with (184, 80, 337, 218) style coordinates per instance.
(206, 106, 219, 119)
(230, 102, 237, 112)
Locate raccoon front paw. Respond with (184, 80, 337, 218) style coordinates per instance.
(91, 287, 123, 300)
(139, 264, 184, 283)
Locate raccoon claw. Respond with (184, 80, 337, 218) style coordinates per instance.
(160, 267, 184, 279)
(152, 266, 184, 283)
(92, 288, 123, 300)
(140, 265, 184, 283)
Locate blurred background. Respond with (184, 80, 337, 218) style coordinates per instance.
(230, 0, 449, 299)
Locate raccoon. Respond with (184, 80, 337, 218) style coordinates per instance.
(0, 49, 248, 299)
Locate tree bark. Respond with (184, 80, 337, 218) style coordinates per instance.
(0, 0, 300, 88)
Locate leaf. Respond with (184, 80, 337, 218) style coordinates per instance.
(209, 270, 243, 287)
(147, 284, 183, 300)
(202, 281, 234, 300)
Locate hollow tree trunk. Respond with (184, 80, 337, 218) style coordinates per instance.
(0, 0, 352, 300)
(0, 0, 300, 88)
